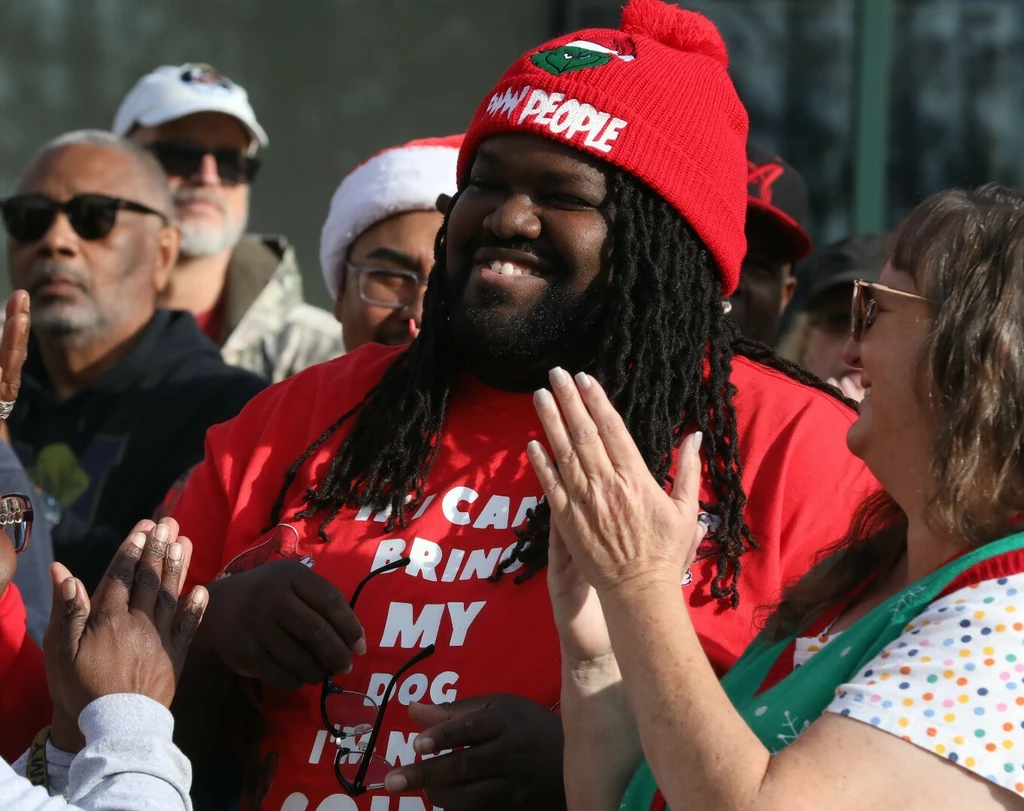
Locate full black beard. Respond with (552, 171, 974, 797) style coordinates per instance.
(447, 268, 606, 371)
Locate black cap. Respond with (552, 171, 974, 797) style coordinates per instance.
(746, 143, 813, 261)
(805, 233, 891, 309)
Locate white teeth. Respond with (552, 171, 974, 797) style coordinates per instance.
(485, 259, 533, 277)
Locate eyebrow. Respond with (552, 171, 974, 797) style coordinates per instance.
(365, 246, 422, 272)
(476, 145, 504, 166)
(476, 146, 604, 189)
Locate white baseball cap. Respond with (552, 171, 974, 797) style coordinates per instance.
(112, 63, 268, 150)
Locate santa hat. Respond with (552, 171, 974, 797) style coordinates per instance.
(320, 135, 463, 300)
(459, 0, 749, 295)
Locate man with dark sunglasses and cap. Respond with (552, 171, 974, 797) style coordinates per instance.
(728, 143, 814, 345)
(779, 233, 890, 401)
(0, 130, 265, 596)
(114, 63, 342, 383)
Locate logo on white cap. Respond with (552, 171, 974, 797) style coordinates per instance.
(179, 64, 234, 92)
(112, 63, 269, 149)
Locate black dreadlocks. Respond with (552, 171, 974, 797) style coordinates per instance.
(267, 169, 849, 608)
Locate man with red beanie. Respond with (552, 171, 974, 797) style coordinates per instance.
(169, 2, 876, 809)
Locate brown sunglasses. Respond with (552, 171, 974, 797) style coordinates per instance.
(851, 279, 932, 341)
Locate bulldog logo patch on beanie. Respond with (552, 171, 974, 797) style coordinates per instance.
(531, 35, 637, 75)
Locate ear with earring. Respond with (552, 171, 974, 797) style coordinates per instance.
(721, 299, 733, 315)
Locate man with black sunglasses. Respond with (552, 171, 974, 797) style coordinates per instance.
(1, 130, 265, 596)
(779, 233, 890, 401)
(113, 63, 342, 383)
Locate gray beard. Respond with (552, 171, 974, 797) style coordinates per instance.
(178, 217, 247, 258)
(24, 261, 107, 345)
(32, 307, 106, 346)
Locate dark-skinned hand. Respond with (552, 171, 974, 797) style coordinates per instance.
(384, 695, 567, 811)
(43, 517, 208, 750)
(0, 290, 30, 446)
(198, 558, 367, 690)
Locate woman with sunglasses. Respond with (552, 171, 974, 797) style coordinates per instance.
(527, 185, 1024, 811)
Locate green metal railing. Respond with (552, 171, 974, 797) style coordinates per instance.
(853, 0, 894, 233)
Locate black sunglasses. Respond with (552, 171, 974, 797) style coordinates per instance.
(0, 194, 168, 244)
(148, 140, 261, 185)
(0, 494, 33, 554)
(320, 557, 436, 796)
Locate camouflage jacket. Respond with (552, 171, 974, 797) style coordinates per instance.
(219, 234, 343, 383)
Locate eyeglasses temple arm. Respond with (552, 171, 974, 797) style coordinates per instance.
(354, 643, 437, 785)
(349, 557, 412, 608)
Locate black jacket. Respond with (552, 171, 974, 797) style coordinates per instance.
(10, 309, 266, 593)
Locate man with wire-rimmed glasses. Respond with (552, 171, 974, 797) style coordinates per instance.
(320, 136, 462, 351)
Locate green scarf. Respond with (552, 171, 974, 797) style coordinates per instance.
(619, 531, 1024, 811)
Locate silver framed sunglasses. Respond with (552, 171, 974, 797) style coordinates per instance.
(0, 494, 34, 554)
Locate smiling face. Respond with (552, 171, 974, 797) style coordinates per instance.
(842, 264, 935, 505)
(443, 134, 615, 384)
(804, 284, 862, 390)
(335, 209, 443, 350)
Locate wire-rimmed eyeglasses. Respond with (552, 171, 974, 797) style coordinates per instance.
(320, 557, 436, 796)
(345, 263, 426, 310)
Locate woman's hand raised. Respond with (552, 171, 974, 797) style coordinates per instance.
(528, 368, 706, 617)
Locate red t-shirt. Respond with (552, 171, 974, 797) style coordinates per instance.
(173, 343, 877, 811)
(0, 584, 51, 762)
(194, 297, 225, 344)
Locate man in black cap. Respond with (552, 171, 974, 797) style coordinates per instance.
(779, 232, 889, 400)
(728, 143, 813, 344)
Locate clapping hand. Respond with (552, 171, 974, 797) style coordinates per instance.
(528, 368, 705, 661)
(43, 518, 208, 749)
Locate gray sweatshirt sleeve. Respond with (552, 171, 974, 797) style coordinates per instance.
(2, 694, 192, 811)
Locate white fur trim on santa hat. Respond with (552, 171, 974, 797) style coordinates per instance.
(320, 138, 462, 300)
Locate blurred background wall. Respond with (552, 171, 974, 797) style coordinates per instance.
(1, 0, 1022, 309)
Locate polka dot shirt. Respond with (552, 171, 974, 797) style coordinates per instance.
(820, 574, 1024, 796)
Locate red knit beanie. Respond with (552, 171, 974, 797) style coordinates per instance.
(459, 0, 749, 295)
